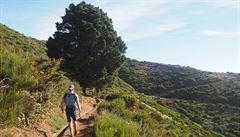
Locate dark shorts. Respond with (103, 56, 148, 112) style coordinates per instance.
(66, 105, 77, 122)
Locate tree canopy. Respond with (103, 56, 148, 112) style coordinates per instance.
(47, 2, 127, 90)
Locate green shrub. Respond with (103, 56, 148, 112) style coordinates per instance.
(134, 110, 157, 136)
(97, 101, 111, 113)
(111, 98, 126, 112)
(47, 113, 66, 133)
(97, 99, 128, 117)
(0, 47, 37, 89)
(95, 111, 140, 137)
(105, 92, 122, 101)
(0, 89, 23, 127)
(122, 95, 138, 108)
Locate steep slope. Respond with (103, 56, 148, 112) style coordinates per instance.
(119, 59, 218, 93)
(119, 59, 240, 137)
(94, 83, 223, 137)
(119, 59, 240, 105)
(164, 99, 240, 137)
(0, 24, 81, 134)
(0, 24, 46, 58)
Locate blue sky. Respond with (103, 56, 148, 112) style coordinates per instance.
(1, 0, 240, 73)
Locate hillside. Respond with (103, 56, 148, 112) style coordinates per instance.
(0, 24, 226, 137)
(119, 59, 217, 93)
(94, 79, 223, 137)
(119, 59, 240, 105)
(119, 59, 240, 137)
(0, 23, 82, 134)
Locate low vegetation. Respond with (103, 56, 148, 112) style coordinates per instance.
(0, 24, 80, 130)
(94, 86, 222, 137)
(119, 59, 218, 95)
(163, 99, 240, 137)
(1, 17, 239, 137)
(95, 111, 139, 137)
(119, 59, 240, 137)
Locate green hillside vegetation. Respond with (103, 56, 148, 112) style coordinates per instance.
(119, 59, 240, 106)
(0, 24, 80, 131)
(119, 59, 218, 94)
(0, 24, 46, 58)
(119, 59, 240, 137)
(163, 99, 240, 137)
(0, 23, 225, 137)
(0, 45, 37, 126)
(0, 46, 36, 89)
(94, 87, 223, 137)
(1, 11, 239, 137)
(166, 79, 240, 106)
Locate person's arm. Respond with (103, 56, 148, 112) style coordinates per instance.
(76, 95, 81, 115)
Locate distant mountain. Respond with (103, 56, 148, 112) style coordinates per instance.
(119, 59, 240, 137)
(119, 59, 240, 106)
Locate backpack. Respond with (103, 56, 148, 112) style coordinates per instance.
(64, 93, 77, 106)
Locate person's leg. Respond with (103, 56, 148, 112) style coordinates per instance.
(73, 120, 78, 135)
(68, 121, 74, 137)
(66, 106, 74, 137)
(72, 109, 78, 135)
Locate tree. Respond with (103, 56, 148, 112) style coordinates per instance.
(47, 2, 127, 92)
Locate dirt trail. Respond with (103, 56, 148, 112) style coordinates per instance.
(57, 96, 97, 137)
(0, 96, 97, 137)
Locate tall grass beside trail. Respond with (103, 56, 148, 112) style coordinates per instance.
(0, 25, 83, 130)
(0, 46, 37, 89)
(95, 111, 140, 137)
(47, 111, 66, 133)
(0, 46, 37, 127)
(0, 89, 23, 127)
(95, 88, 222, 137)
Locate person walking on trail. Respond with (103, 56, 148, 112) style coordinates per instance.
(61, 85, 81, 137)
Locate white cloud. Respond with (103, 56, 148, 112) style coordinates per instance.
(34, 0, 174, 40)
(174, 0, 240, 8)
(122, 21, 188, 41)
(200, 30, 240, 37)
(94, 0, 188, 41)
(205, 0, 240, 8)
(99, 1, 168, 31)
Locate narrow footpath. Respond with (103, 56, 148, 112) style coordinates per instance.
(57, 96, 97, 137)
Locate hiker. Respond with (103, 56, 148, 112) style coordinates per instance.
(61, 85, 81, 137)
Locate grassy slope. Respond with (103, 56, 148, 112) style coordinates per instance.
(95, 80, 223, 137)
(0, 24, 81, 133)
(119, 59, 240, 137)
(119, 59, 218, 94)
(164, 100, 240, 137)
(119, 59, 240, 105)
(0, 24, 229, 137)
